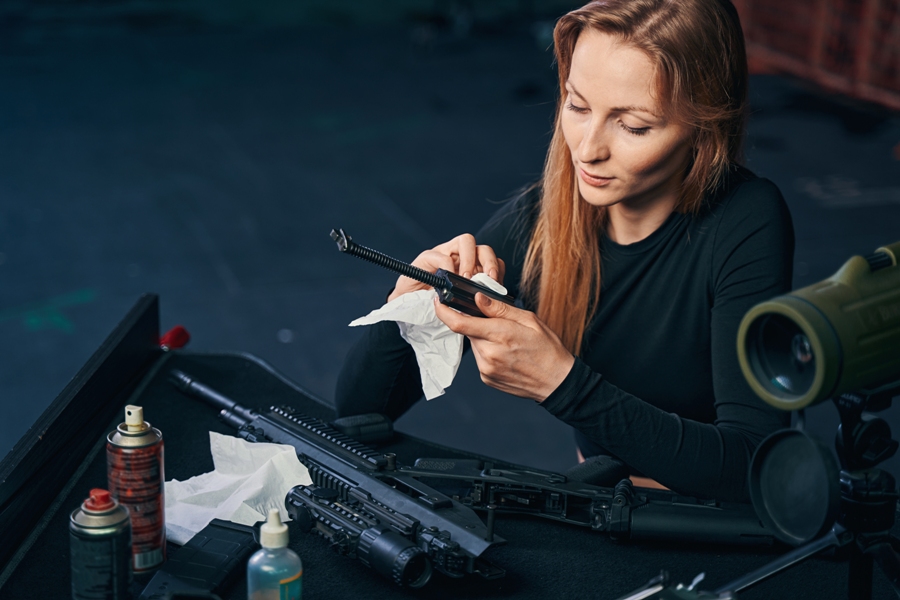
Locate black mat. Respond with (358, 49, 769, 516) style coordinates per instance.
(3, 351, 887, 599)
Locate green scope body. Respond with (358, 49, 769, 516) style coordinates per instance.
(737, 241, 900, 411)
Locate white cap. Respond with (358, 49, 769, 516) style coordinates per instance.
(259, 508, 289, 548)
(124, 405, 147, 432)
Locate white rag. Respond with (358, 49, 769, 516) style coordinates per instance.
(349, 273, 507, 400)
(164, 432, 312, 544)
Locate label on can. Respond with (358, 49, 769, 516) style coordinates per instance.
(107, 436, 166, 571)
(70, 504, 132, 600)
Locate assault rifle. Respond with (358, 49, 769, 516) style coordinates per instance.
(170, 370, 773, 588)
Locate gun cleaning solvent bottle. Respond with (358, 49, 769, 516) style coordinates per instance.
(248, 509, 303, 600)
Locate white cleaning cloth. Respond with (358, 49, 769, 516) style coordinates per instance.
(349, 272, 507, 400)
(164, 432, 312, 544)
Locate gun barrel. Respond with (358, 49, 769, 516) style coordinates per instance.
(169, 369, 256, 423)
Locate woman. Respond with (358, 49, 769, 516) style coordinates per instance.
(335, 0, 794, 503)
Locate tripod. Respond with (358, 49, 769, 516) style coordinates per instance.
(714, 388, 900, 599)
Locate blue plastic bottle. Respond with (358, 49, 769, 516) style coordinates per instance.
(247, 509, 302, 600)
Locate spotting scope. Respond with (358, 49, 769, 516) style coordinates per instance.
(737, 241, 900, 411)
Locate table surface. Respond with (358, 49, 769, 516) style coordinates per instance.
(3, 351, 888, 600)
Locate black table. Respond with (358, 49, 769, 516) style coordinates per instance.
(0, 296, 884, 599)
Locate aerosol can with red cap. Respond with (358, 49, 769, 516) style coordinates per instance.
(69, 488, 132, 600)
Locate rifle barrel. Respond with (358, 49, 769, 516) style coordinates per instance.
(169, 369, 256, 423)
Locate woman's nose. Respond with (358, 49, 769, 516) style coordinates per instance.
(579, 121, 611, 163)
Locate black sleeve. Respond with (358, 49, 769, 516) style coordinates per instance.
(333, 190, 538, 419)
(541, 179, 794, 502)
(334, 320, 423, 419)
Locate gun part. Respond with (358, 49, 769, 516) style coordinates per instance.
(403, 458, 774, 546)
(329, 228, 516, 317)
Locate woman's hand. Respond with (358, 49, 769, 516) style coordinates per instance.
(387, 234, 505, 302)
(434, 293, 575, 402)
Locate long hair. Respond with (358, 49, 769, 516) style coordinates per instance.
(522, 0, 748, 354)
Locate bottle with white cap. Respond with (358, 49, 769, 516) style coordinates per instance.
(247, 508, 303, 600)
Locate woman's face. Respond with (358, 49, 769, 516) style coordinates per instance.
(561, 29, 692, 212)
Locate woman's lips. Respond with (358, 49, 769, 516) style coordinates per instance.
(579, 168, 613, 187)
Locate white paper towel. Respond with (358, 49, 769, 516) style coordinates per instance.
(164, 432, 312, 545)
(349, 272, 507, 400)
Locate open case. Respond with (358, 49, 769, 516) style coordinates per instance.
(1, 294, 888, 600)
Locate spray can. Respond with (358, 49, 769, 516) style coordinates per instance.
(107, 404, 166, 572)
(69, 488, 132, 600)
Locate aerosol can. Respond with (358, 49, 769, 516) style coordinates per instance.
(107, 405, 166, 572)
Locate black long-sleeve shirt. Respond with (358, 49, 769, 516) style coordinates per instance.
(335, 167, 795, 501)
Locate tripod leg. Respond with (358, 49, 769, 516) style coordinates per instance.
(867, 539, 900, 596)
(849, 549, 874, 600)
(712, 527, 845, 595)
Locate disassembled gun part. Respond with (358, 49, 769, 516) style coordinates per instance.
(330, 228, 516, 317)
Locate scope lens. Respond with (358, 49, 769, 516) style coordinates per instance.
(747, 314, 816, 399)
(399, 550, 432, 588)
(357, 527, 433, 588)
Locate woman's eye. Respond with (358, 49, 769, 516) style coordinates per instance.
(620, 122, 650, 136)
(565, 101, 589, 114)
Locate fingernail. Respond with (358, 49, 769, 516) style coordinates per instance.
(489, 268, 497, 280)
(463, 271, 471, 279)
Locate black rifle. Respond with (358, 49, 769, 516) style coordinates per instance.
(171, 370, 504, 585)
(171, 371, 773, 588)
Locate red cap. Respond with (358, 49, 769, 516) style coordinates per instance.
(160, 325, 191, 350)
(84, 488, 115, 511)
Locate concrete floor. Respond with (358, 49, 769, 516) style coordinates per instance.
(1, 17, 899, 480)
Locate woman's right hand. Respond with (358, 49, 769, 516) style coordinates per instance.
(387, 233, 506, 302)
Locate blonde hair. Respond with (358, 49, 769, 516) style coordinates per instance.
(522, 0, 748, 353)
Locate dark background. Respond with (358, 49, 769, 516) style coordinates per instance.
(1, 0, 899, 499)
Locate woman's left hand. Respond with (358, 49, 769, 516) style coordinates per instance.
(433, 293, 575, 402)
